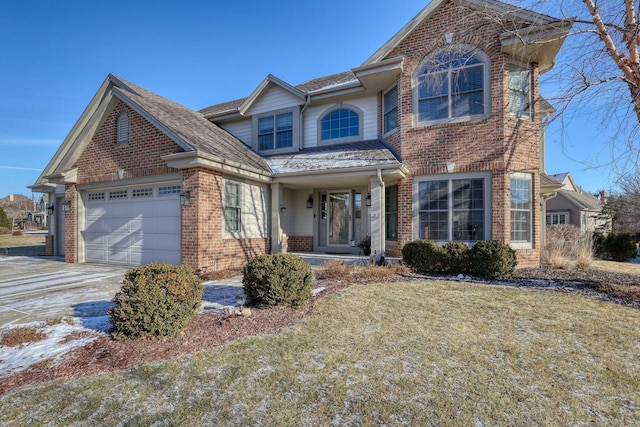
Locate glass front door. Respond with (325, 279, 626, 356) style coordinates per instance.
(328, 192, 350, 245)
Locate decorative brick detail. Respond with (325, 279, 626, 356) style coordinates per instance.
(45, 235, 54, 256)
(64, 184, 77, 263)
(287, 236, 313, 252)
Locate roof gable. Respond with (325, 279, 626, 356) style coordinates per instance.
(239, 75, 305, 116)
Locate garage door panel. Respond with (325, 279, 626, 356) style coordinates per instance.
(84, 185, 181, 266)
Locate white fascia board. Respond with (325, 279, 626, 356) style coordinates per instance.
(273, 163, 408, 181)
(162, 151, 273, 183)
(111, 87, 194, 152)
(238, 74, 306, 116)
(308, 85, 365, 102)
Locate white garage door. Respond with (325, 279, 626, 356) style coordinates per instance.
(84, 184, 182, 266)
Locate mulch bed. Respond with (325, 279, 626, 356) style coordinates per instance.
(1, 269, 638, 395)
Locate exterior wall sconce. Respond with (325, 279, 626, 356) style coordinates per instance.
(280, 205, 286, 214)
(46, 203, 54, 215)
(306, 195, 313, 208)
(180, 191, 191, 206)
(365, 194, 371, 207)
(61, 201, 71, 212)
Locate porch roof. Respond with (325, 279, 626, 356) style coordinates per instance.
(264, 140, 403, 174)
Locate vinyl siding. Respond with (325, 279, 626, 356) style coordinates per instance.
(245, 86, 304, 116)
(220, 119, 253, 147)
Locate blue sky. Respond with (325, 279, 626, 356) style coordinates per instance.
(0, 0, 620, 201)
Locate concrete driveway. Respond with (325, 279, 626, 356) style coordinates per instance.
(0, 256, 244, 329)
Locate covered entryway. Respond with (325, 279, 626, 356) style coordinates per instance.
(317, 190, 366, 253)
(83, 183, 181, 265)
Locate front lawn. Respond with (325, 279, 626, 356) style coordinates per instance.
(2, 279, 639, 425)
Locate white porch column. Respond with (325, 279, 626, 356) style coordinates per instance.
(271, 183, 284, 253)
(370, 175, 386, 256)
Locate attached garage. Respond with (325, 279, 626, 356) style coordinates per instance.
(83, 183, 182, 266)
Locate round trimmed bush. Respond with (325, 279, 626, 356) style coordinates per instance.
(108, 263, 204, 341)
(401, 239, 445, 274)
(242, 253, 313, 308)
(442, 241, 470, 274)
(468, 240, 517, 279)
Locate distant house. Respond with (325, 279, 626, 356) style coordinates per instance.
(30, 0, 572, 270)
(545, 173, 610, 234)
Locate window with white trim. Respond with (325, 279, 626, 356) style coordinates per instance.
(258, 112, 293, 151)
(417, 175, 489, 242)
(510, 173, 532, 245)
(383, 85, 398, 134)
(414, 46, 490, 125)
(117, 113, 129, 144)
(224, 181, 241, 232)
(385, 184, 398, 240)
(320, 108, 359, 140)
(509, 64, 531, 118)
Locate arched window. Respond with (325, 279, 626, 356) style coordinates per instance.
(117, 113, 129, 144)
(414, 46, 490, 124)
(320, 108, 360, 141)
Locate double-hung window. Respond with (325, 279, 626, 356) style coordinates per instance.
(510, 173, 532, 247)
(383, 85, 398, 134)
(258, 112, 293, 151)
(509, 64, 531, 118)
(224, 181, 241, 232)
(415, 47, 489, 125)
(546, 213, 567, 225)
(418, 175, 488, 242)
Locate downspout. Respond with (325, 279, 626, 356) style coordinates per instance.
(299, 94, 311, 151)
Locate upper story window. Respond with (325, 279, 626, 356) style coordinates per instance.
(383, 85, 398, 134)
(414, 46, 490, 125)
(319, 107, 362, 143)
(258, 112, 293, 151)
(117, 113, 129, 144)
(509, 63, 532, 118)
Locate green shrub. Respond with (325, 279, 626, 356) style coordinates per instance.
(242, 254, 313, 308)
(108, 263, 204, 341)
(592, 231, 606, 257)
(468, 240, 517, 279)
(602, 233, 637, 262)
(401, 239, 445, 274)
(442, 241, 470, 274)
(0, 207, 10, 229)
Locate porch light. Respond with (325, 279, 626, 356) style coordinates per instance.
(306, 195, 313, 208)
(61, 200, 71, 212)
(280, 205, 286, 214)
(365, 194, 371, 207)
(46, 203, 54, 215)
(180, 191, 191, 206)
(236, 293, 246, 310)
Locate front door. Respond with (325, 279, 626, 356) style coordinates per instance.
(317, 189, 366, 252)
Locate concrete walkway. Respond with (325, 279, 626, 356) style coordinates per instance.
(0, 256, 244, 329)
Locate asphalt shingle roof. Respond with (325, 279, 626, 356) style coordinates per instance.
(558, 189, 603, 211)
(264, 140, 402, 174)
(113, 75, 270, 174)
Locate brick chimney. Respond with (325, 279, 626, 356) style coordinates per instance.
(599, 190, 607, 203)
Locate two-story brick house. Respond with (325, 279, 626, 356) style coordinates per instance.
(30, 0, 571, 270)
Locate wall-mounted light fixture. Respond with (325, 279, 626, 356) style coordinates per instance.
(180, 191, 191, 206)
(306, 195, 313, 208)
(280, 205, 286, 214)
(365, 194, 371, 207)
(61, 201, 71, 212)
(46, 203, 54, 215)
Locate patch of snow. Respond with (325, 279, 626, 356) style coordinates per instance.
(0, 318, 102, 378)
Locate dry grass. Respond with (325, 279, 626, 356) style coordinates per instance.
(543, 225, 595, 269)
(593, 259, 640, 275)
(316, 259, 411, 282)
(2, 280, 639, 425)
(0, 233, 45, 248)
(0, 327, 47, 347)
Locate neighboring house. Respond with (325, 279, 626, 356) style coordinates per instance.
(545, 173, 610, 234)
(30, 0, 571, 270)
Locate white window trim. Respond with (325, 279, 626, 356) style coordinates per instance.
(412, 45, 491, 127)
(508, 62, 532, 120)
(510, 172, 533, 250)
(383, 84, 399, 136)
(317, 104, 364, 145)
(546, 211, 570, 225)
(252, 107, 299, 154)
(412, 171, 492, 242)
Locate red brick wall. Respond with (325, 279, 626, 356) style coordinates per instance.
(64, 184, 77, 263)
(287, 236, 313, 252)
(381, 2, 543, 268)
(45, 235, 54, 256)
